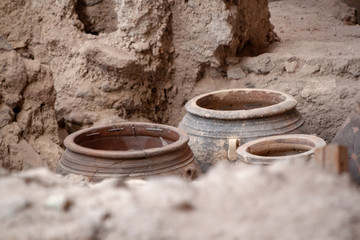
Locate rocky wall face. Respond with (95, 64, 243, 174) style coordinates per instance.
(52, 0, 175, 132)
(75, 0, 118, 35)
(0, 0, 65, 171)
(0, 0, 276, 171)
(167, 0, 277, 124)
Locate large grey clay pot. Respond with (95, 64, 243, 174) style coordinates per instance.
(179, 88, 306, 172)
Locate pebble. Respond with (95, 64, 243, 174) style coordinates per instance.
(227, 65, 246, 79)
(284, 60, 298, 73)
(0, 37, 13, 51)
(45, 194, 73, 211)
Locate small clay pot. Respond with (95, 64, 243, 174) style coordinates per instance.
(236, 134, 326, 164)
(179, 88, 306, 172)
(57, 122, 201, 182)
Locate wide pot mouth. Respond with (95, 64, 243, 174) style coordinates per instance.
(63, 122, 190, 159)
(185, 88, 297, 120)
(236, 134, 326, 164)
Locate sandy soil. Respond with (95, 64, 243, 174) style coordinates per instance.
(1, 160, 360, 240)
(193, 0, 360, 142)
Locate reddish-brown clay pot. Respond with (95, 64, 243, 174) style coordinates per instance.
(332, 95, 360, 184)
(57, 122, 201, 182)
(179, 88, 306, 172)
(237, 134, 326, 165)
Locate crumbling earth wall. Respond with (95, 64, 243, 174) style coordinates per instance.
(191, 0, 360, 142)
(0, 0, 276, 170)
(168, 0, 278, 124)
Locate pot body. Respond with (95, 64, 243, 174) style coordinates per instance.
(236, 134, 326, 165)
(57, 122, 201, 182)
(179, 89, 306, 172)
(332, 98, 360, 184)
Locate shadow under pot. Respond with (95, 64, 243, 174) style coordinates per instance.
(236, 134, 326, 165)
(179, 88, 306, 172)
(57, 122, 201, 182)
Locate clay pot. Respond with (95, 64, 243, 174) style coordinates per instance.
(57, 122, 201, 182)
(332, 95, 360, 184)
(237, 134, 326, 165)
(179, 88, 306, 172)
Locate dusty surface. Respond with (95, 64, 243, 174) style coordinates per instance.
(0, 0, 275, 170)
(1, 1, 360, 238)
(193, 0, 360, 142)
(1, 160, 360, 240)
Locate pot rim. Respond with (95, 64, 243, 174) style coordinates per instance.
(185, 88, 298, 120)
(236, 134, 326, 164)
(63, 122, 190, 159)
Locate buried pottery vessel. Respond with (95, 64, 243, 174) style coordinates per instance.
(57, 122, 201, 182)
(179, 88, 306, 172)
(237, 134, 326, 165)
(332, 95, 360, 184)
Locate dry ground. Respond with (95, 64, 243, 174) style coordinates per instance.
(194, 0, 360, 142)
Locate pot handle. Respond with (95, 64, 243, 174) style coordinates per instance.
(228, 138, 239, 161)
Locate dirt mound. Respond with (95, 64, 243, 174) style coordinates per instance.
(0, 160, 359, 239)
